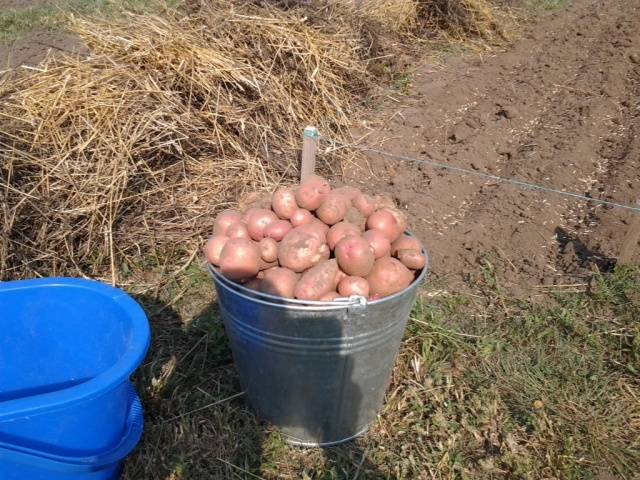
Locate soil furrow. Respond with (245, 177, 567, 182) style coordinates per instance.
(347, 0, 640, 290)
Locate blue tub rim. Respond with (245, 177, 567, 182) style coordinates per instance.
(0, 278, 150, 423)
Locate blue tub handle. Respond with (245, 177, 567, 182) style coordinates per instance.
(0, 384, 144, 472)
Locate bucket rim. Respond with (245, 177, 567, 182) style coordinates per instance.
(209, 246, 429, 310)
(0, 278, 150, 422)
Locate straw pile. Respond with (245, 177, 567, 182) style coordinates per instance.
(0, 0, 508, 285)
(0, 2, 366, 283)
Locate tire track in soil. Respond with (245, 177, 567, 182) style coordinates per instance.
(345, 0, 640, 292)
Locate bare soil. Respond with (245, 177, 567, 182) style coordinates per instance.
(346, 0, 640, 291)
(0, 30, 86, 69)
(0, 1, 86, 69)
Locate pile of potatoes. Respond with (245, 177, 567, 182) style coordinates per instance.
(204, 175, 425, 301)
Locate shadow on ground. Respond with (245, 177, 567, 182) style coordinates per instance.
(122, 291, 386, 479)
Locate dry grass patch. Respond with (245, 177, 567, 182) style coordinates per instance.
(0, 1, 366, 284)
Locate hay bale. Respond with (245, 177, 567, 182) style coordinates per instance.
(0, 2, 366, 283)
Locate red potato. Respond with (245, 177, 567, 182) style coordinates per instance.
(397, 249, 426, 270)
(258, 237, 278, 263)
(299, 220, 329, 241)
(335, 269, 348, 284)
(362, 229, 391, 259)
(334, 236, 375, 277)
(226, 222, 250, 240)
(214, 209, 242, 236)
(290, 208, 314, 227)
(294, 259, 340, 300)
(385, 207, 408, 234)
(390, 234, 422, 256)
(352, 193, 376, 217)
(246, 209, 278, 241)
(338, 276, 370, 297)
(316, 192, 349, 225)
(219, 238, 262, 281)
(319, 243, 331, 261)
(278, 227, 327, 272)
(366, 209, 402, 242)
(295, 175, 331, 210)
(261, 267, 299, 298)
(272, 187, 298, 219)
(319, 291, 340, 301)
(204, 235, 228, 266)
(366, 257, 413, 297)
(343, 206, 365, 231)
(264, 220, 292, 242)
(327, 222, 361, 250)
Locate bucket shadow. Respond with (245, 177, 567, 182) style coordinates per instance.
(122, 294, 266, 479)
(124, 292, 386, 479)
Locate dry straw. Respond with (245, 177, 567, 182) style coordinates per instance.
(0, 0, 507, 285)
(0, 1, 367, 284)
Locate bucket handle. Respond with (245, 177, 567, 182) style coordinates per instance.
(0, 383, 143, 472)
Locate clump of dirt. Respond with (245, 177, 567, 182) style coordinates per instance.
(344, 0, 640, 291)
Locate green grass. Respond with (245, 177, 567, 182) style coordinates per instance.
(0, 0, 179, 43)
(122, 262, 640, 479)
(392, 71, 412, 95)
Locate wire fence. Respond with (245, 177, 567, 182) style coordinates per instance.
(318, 134, 640, 214)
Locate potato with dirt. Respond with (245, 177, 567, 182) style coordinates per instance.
(219, 238, 262, 281)
(327, 221, 361, 250)
(316, 192, 349, 225)
(226, 222, 250, 240)
(264, 219, 292, 241)
(204, 235, 228, 266)
(258, 237, 278, 263)
(272, 187, 298, 219)
(278, 226, 328, 272)
(366, 257, 413, 298)
(338, 276, 370, 297)
(334, 235, 375, 277)
(352, 193, 376, 217)
(295, 175, 331, 210)
(294, 259, 340, 300)
(396, 249, 426, 270)
(362, 229, 391, 259)
(366, 208, 403, 242)
(290, 208, 314, 227)
(246, 208, 278, 241)
(390, 234, 422, 256)
(261, 267, 299, 298)
(214, 209, 243, 236)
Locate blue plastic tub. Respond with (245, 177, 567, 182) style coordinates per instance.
(0, 278, 150, 480)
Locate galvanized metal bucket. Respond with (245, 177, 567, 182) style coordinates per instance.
(209, 249, 428, 447)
